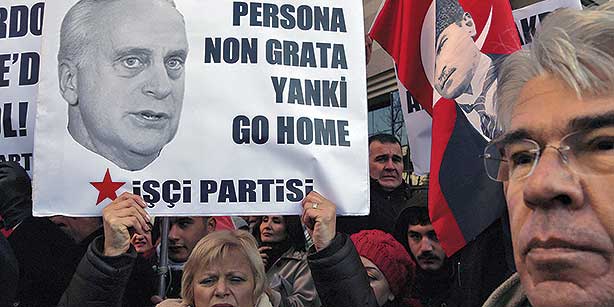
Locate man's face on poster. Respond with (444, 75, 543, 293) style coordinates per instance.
(62, 0, 188, 171)
(434, 13, 480, 99)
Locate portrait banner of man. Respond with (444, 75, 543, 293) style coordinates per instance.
(57, 0, 189, 172)
(371, 0, 520, 255)
(33, 0, 369, 217)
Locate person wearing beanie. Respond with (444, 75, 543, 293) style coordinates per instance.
(302, 192, 421, 307)
(350, 230, 416, 307)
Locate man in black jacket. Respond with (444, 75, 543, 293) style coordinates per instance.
(337, 134, 413, 234)
(58, 192, 151, 307)
(394, 198, 453, 307)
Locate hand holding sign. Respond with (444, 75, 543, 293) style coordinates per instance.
(102, 192, 150, 257)
(301, 191, 336, 251)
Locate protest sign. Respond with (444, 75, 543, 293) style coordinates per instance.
(513, 0, 582, 48)
(396, 83, 431, 177)
(33, 0, 369, 216)
(0, 1, 44, 174)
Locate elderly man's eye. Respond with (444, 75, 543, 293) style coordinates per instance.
(571, 128, 614, 155)
(510, 151, 536, 166)
(166, 57, 184, 70)
(588, 136, 614, 151)
(122, 57, 144, 69)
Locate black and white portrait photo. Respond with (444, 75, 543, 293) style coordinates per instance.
(57, 0, 189, 171)
(434, 0, 501, 139)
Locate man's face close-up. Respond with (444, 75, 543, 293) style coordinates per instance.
(369, 141, 404, 191)
(434, 20, 480, 99)
(407, 223, 446, 271)
(168, 217, 212, 263)
(75, 0, 188, 170)
(504, 75, 614, 307)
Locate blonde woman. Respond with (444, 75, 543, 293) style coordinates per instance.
(158, 230, 280, 307)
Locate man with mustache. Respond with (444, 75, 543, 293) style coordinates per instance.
(393, 190, 511, 307)
(394, 203, 449, 306)
(337, 134, 414, 234)
(58, 0, 189, 171)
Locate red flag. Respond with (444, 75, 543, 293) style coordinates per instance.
(371, 0, 520, 256)
(214, 216, 236, 230)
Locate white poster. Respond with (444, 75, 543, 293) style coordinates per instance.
(513, 0, 582, 48)
(0, 1, 44, 175)
(396, 82, 432, 176)
(34, 0, 369, 217)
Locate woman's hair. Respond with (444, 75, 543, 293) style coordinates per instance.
(252, 215, 307, 251)
(181, 230, 267, 305)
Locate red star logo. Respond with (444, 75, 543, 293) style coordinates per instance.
(90, 169, 125, 205)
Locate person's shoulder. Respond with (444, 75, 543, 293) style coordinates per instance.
(259, 292, 280, 307)
(482, 273, 530, 307)
(392, 181, 413, 200)
(284, 247, 307, 260)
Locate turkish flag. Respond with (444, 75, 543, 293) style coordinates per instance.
(214, 216, 236, 231)
(371, 0, 520, 256)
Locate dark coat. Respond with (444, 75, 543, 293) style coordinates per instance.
(125, 253, 159, 306)
(307, 233, 417, 307)
(7, 217, 77, 307)
(447, 219, 513, 307)
(58, 236, 138, 307)
(336, 178, 413, 235)
(308, 233, 379, 307)
(0, 234, 18, 307)
(393, 203, 513, 307)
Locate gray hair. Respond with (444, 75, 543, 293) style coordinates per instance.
(496, 2, 614, 132)
(57, 0, 178, 67)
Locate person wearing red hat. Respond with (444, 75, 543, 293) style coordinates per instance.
(300, 191, 420, 307)
(350, 230, 416, 307)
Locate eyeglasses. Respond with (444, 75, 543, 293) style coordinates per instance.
(483, 127, 614, 182)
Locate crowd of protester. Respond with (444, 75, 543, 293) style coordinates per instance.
(1, 2, 614, 307)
